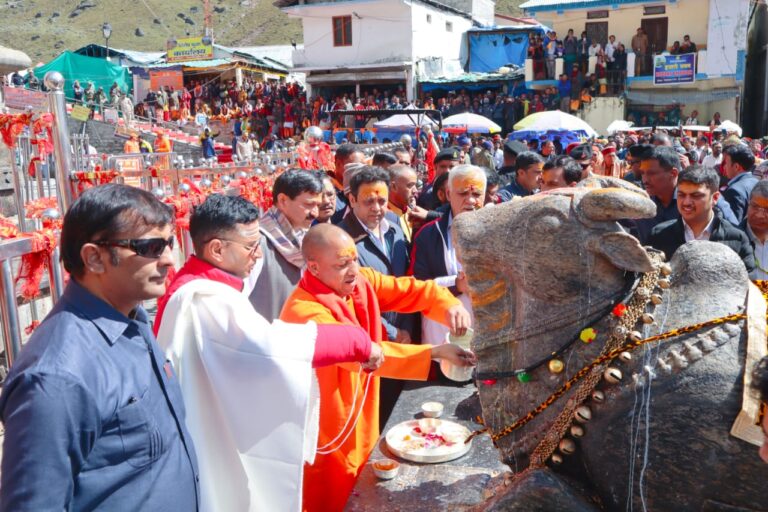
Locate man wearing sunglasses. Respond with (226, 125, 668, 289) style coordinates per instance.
(569, 144, 594, 179)
(0, 184, 200, 511)
(622, 143, 654, 188)
(154, 194, 382, 511)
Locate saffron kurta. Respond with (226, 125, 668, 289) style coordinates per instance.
(280, 267, 460, 512)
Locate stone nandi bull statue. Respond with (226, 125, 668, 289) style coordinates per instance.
(453, 178, 768, 511)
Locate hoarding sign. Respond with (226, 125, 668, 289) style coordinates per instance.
(653, 53, 696, 85)
(3, 86, 47, 111)
(166, 36, 214, 63)
(71, 104, 91, 122)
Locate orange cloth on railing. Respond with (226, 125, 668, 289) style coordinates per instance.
(0, 215, 58, 302)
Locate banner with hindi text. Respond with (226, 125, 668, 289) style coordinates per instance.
(653, 54, 696, 86)
(166, 36, 214, 63)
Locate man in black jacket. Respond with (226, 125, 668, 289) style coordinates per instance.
(648, 165, 755, 272)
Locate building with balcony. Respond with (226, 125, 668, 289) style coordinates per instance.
(276, 0, 495, 100)
(519, 0, 749, 130)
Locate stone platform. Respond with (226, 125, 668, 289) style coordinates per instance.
(345, 380, 506, 511)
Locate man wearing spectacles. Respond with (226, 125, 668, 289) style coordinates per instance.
(154, 194, 382, 511)
(621, 143, 653, 188)
(743, 181, 768, 280)
(569, 144, 594, 180)
(0, 184, 201, 510)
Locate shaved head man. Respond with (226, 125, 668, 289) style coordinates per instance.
(302, 224, 361, 297)
(282, 223, 475, 511)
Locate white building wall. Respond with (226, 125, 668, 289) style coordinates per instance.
(410, 1, 471, 67)
(288, 0, 413, 68)
(578, 96, 626, 135)
(471, 0, 495, 27)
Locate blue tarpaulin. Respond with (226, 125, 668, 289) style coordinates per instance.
(469, 33, 529, 73)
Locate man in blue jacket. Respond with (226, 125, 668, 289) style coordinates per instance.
(0, 184, 200, 511)
(338, 165, 412, 342)
(410, 164, 486, 348)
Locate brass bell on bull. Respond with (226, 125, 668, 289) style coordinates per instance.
(570, 425, 585, 438)
(550, 453, 564, 465)
(574, 405, 592, 423)
(604, 367, 623, 384)
(651, 293, 663, 305)
(559, 438, 577, 455)
(629, 331, 643, 342)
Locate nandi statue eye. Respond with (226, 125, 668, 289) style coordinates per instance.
(536, 215, 562, 231)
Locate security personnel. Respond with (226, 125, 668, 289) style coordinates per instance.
(418, 147, 461, 211)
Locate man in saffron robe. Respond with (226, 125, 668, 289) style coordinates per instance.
(280, 224, 476, 512)
(154, 195, 383, 511)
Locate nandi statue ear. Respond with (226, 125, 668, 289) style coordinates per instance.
(590, 232, 655, 273)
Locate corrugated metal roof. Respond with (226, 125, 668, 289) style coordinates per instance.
(520, 0, 647, 11)
(214, 44, 289, 72)
(117, 48, 165, 65)
(421, 70, 524, 84)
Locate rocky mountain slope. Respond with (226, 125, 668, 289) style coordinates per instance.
(0, 0, 523, 62)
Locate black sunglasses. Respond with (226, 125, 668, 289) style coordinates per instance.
(94, 236, 175, 259)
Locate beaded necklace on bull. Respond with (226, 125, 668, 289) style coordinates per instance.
(468, 251, 748, 469)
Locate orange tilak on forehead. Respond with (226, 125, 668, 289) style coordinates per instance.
(358, 182, 388, 200)
(640, 160, 654, 172)
(454, 175, 486, 192)
(337, 245, 357, 259)
(752, 196, 768, 208)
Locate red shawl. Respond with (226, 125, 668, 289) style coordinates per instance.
(298, 270, 383, 342)
(154, 256, 243, 336)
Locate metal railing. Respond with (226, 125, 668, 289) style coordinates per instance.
(0, 236, 64, 367)
(0, 72, 409, 371)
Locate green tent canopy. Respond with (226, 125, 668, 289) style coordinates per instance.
(34, 50, 131, 100)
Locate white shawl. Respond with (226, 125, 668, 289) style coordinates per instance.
(157, 279, 319, 512)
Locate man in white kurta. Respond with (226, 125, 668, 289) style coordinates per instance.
(154, 194, 381, 511)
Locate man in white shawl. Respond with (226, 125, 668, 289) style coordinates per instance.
(154, 194, 383, 511)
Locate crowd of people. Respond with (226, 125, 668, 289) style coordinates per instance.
(5, 64, 708, 149)
(3, 111, 768, 510)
